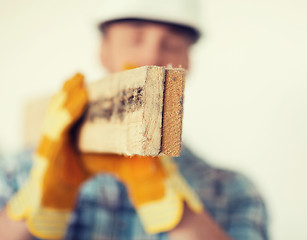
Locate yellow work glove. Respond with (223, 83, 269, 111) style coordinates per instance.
(6, 73, 90, 239)
(82, 154, 204, 234)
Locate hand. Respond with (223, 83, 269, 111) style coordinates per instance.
(6, 73, 90, 239)
(81, 153, 204, 234)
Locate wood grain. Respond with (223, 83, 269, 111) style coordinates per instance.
(24, 66, 186, 156)
(78, 66, 165, 156)
(161, 68, 186, 156)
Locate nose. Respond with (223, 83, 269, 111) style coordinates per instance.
(138, 35, 163, 67)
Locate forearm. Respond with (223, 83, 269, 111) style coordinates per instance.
(168, 204, 231, 240)
(0, 210, 33, 240)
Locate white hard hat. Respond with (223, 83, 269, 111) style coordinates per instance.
(98, 0, 202, 41)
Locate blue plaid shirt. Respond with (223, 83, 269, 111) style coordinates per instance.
(0, 145, 269, 240)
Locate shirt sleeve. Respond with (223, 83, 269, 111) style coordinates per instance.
(226, 173, 269, 240)
(0, 150, 33, 210)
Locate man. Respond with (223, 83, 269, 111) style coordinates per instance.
(0, 0, 269, 239)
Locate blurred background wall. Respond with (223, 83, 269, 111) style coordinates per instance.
(0, 0, 306, 239)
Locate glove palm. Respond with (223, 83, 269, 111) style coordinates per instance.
(7, 73, 89, 239)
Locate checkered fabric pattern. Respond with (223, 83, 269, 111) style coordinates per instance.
(0, 145, 269, 240)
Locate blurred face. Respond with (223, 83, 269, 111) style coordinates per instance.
(100, 21, 193, 73)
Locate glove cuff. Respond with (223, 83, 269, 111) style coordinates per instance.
(27, 208, 71, 240)
(136, 156, 203, 234)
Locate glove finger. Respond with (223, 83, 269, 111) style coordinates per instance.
(62, 73, 84, 95)
(122, 63, 139, 71)
(63, 88, 88, 128)
(81, 153, 124, 174)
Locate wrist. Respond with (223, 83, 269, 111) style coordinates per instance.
(168, 204, 231, 240)
(168, 203, 203, 239)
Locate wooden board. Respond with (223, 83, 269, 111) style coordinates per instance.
(24, 66, 186, 156)
(161, 68, 185, 156)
